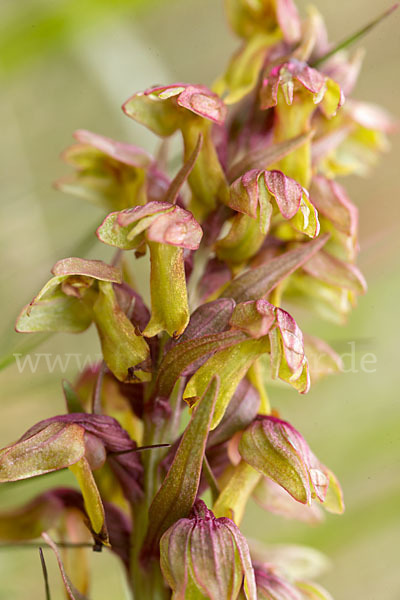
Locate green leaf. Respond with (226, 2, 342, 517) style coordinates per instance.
(183, 336, 268, 429)
(93, 281, 150, 382)
(143, 377, 219, 553)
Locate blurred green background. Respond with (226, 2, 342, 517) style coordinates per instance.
(0, 0, 399, 598)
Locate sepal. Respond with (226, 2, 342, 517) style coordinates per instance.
(160, 499, 257, 600)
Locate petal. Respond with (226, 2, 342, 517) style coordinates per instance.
(264, 170, 303, 219)
(51, 257, 121, 283)
(0, 423, 85, 482)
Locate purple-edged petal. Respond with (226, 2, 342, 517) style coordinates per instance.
(264, 170, 303, 219)
(123, 83, 227, 137)
(346, 99, 397, 133)
(0, 423, 85, 482)
(146, 206, 203, 250)
(18, 414, 144, 507)
(176, 85, 227, 125)
(117, 200, 172, 228)
(267, 306, 310, 393)
(99, 201, 202, 251)
(51, 257, 121, 283)
(276, 308, 305, 374)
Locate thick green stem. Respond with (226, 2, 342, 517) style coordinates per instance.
(130, 382, 183, 599)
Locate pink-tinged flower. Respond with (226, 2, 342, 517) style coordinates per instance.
(123, 84, 227, 136)
(239, 415, 344, 512)
(97, 201, 203, 337)
(0, 414, 143, 543)
(55, 129, 169, 211)
(123, 84, 229, 218)
(15, 258, 150, 382)
(114, 201, 203, 250)
(160, 499, 257, 600)
(97, 199, 200, 252)
(228, 169, 320, 238)
(260, 59, 344, 117)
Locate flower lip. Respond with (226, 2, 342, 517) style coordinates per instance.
(129, 83, 227, 125)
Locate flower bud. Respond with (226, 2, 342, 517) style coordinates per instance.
(160, 500, 257, 600)
(239, 416, 343, 512)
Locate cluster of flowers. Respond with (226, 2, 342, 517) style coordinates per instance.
(0, 0, 394, 598)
